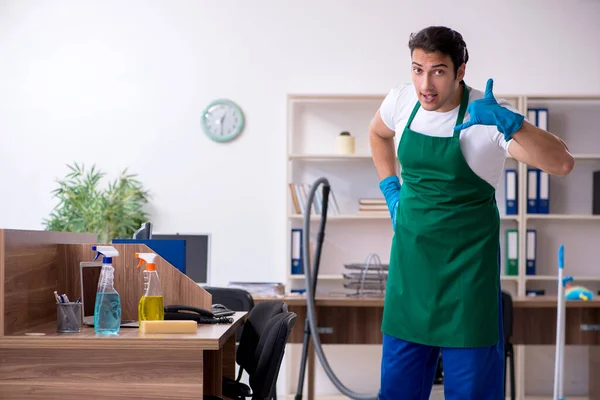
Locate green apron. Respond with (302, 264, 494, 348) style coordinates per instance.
(382, 82, 501, 348)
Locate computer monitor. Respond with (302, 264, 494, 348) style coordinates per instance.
(133, 222, 153, 240)
(151, 233, 211, 285)
(79, 261, 139, 328)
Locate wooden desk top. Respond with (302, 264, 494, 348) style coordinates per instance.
(255, 295, 600, 309)
(513, 296, 600, 308)
(0, 312, 246, 351)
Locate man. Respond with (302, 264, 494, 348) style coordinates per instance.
(369, 26, 574, 400)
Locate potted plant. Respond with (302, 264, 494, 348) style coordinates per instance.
(43, 162, 152, 243)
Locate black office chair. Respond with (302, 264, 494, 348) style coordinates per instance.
(223, 301, 289, 399)
(248, 311, 297, 400)
(205, 286, 255, 313)
(205, 303, 295, 400)
(204, 286, 255, 342)
(502, 290, 516, 400)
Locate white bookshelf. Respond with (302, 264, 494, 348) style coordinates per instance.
(285, 91, 600, 399)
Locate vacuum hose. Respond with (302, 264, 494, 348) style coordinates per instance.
(296, 177, 379, 400)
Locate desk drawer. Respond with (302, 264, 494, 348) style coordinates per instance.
(512, 307, 600, 345)
(288, 305, 383, 345)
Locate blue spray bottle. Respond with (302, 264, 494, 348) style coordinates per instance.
(92, 245, 122, 335)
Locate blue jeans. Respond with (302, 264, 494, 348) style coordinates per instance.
(379, 249, 505, 399)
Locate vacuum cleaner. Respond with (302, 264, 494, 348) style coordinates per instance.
(295, 177, 378, 400)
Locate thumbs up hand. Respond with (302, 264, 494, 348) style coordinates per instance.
(454, 78, 524, 141)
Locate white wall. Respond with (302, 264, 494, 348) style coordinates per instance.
(1, 0, 600, 286)
(2, 0, 600, 396)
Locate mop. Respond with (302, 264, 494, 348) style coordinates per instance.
(553, 244, 566, 400)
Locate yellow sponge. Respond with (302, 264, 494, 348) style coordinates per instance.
(139, 320, 197, 334)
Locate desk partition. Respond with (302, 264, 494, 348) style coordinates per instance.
(0, 229, 212, 335)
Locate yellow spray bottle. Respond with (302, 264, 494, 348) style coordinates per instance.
(136, 252, 164, 324)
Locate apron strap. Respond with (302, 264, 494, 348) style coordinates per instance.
(406, 99, 421, 129)
(453, 81, 470, 138)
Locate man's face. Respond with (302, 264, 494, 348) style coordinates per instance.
(410, 48, 465, 112)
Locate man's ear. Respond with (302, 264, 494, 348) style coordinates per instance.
(456, 63, 466, 81)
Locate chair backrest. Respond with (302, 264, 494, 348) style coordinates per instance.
(204, 286, 255, 343)
(204, 286, 255, 312)
(501, 290, 513, 343)
(237, 300, 288, 375)
(249, 311, 297, 400)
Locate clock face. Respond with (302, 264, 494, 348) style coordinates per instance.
(201, 99, 245, 142)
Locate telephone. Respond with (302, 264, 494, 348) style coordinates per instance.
(164, 304, 234, 324)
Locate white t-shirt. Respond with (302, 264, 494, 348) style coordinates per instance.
(380, 83, 520, 189)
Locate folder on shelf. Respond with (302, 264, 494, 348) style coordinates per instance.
(537, 108, 549, 131)
(526, 229, 537, 275)
(291, 228, 303, 275)
(505, 229, 518, 276)
(593, 171, 600, 215)
(527, 168, 539, 214)
(538, 170, 550, 214)
(527, 109, 537, 126)
(527, 107, 549, 131)
(505, 169, 518, 215)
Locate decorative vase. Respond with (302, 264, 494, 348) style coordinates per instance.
(336, 131, 355, 155)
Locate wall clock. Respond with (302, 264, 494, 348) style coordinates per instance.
(201, 99, 245, 143)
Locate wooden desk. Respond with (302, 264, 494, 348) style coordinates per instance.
(255, 295, 600, 400)
(0, 312, 246, 399)
(0, 229, 237, 400)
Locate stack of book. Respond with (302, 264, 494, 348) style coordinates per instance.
(289, 183, 340, 215)
(358, 198, 387, 214)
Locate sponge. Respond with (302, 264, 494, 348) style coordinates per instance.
(140, 320, 197, 334)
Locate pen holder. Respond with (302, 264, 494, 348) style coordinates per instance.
(57, 303, 82, 333)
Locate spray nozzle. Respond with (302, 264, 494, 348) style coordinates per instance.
(136, 252, 157, 271)
(92, 245, 119, 264)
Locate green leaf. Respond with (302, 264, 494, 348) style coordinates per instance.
(42, 162, 152, 242)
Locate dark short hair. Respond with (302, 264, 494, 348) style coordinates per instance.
(408, 26, 469, 77)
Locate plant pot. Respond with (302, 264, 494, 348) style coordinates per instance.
(336, 134, 355, 155)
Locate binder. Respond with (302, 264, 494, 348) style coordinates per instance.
(525, 106, 550, 215)
(527, 107, 549, 131)
(527, 109, 538, 126)
(593, 171, 600, 215)
(505, 229, 519, 276)
(291, 228, 303, 275)
(527, 168, 540, 214)
(537, 108, 549, 131)
(505, 169, 518, 215)
(538, 170, 550, 214)
(526, 229, 537, 275)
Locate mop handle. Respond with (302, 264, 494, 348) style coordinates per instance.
(553, 245, 566, 400)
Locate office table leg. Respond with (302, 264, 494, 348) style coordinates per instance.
(203, 334, 237, 396)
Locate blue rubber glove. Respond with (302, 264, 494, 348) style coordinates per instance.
(379, 175, 401, 231)
(454, 78, 524, 141)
